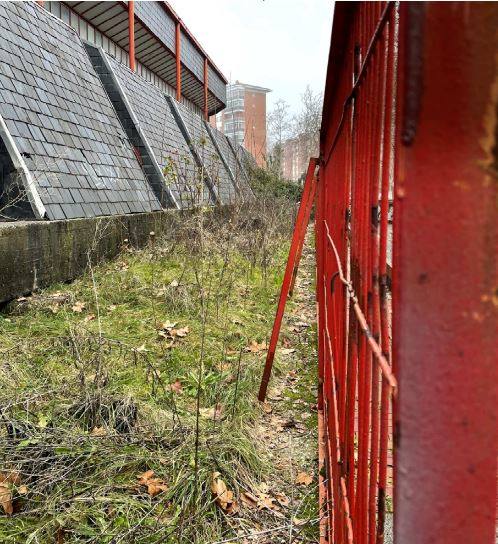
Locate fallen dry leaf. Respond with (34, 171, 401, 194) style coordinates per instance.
(137, 470, 168, 497)
(261, 402, 272, 414)
(275, 492, 290, 506)
(240, 491, 258, 509)
(246, 340, 267, 353)
(170, 326, 189, 338)
(292, 516, 307, 526)
(71, 301, 86, 313)
(0, 485, 12, 515)
(136, 344, 147, 353)
(295, 471, 313, 486)
(280, 348, 296, 355)
(160, 321, 177, 330)
(0, 471, 21, 516)
(211, 472, 234, 511)
(169, 380, 183, 394)
(84, 314, 96, 322)
(90, 426, 106, 436)
(200, 403, 223, 419)
(169, 279, 179, 288)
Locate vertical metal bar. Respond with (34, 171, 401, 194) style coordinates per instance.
(175, 21, 182, 101)
(394, 2, 498, 543)
(377, 6, 398, 544)
(128, 0, 135, 72)
(258, 159, 318, 401)
(204, 58, 209, 121)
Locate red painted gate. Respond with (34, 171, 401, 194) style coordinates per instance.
(315, 2, 496, 543)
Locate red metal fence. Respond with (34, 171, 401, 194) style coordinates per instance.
(316, 2, 497, 543)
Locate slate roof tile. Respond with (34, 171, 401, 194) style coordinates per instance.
(0, 1, 160, 220)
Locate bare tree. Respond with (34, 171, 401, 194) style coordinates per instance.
(292, 85, 323, 165)
(267, 98, 291, 177)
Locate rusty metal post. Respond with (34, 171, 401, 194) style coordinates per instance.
(175, 22, 182, 102)
(258, 158, 318, 401)
(128, 0, 135, 72)
(204, 58, 209, 121)
(393, 3, 498, 543)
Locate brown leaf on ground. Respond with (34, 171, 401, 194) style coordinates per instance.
(200, 403, 223, 419)
(71, 301, 86, 313)
(280, 348, 296, 355)
(211, 472, 234, 511)
(160, 321, 177, 330)
(292, 516, 307, 526)
(137, 470, 168, 497)
(0, 484, 12, 515)
(246, 340, 267, 353)
(261, 402, 272, 414)
(171, 326, 189, 338)
(240, 491, 258, 509)
(84, 314, 96, 322)
(275, 492, 290, 506)
(169, 380, 183, 394)
(0, 471, 21, 516)
(90, 426, 106, 436)
(295, 471, 313, 486)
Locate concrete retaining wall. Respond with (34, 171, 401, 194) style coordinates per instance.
(0, 211, 180, 304)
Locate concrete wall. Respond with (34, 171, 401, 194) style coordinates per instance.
(0, 210, 180, 304)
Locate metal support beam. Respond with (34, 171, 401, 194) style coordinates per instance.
(128, 0, 135, 72)
(394, 3, 498, 543)
(258, 158, 318, 401)
(175, 22, 181, 102)
(203, 58, 209, 120)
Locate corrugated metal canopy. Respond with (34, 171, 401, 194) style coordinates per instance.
(64, 1, 225, 115)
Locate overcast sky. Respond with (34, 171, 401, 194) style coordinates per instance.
(173, 0, 334, 115)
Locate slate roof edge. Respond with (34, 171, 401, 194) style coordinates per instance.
(0, 114, 46, 219)
(97, 48, 180, 210)
(203, 120, 241, 199)
(165, 95, 221, 205)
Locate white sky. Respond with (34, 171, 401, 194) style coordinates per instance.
(172, 0, 334, 115)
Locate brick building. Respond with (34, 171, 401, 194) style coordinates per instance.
(222, 81, 271, 167)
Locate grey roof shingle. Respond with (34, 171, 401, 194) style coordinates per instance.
(0, 1, 160, 220)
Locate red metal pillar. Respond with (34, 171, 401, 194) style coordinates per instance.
(203, 58, 209, 121)
(393, 3, 497, 543)
(128, 1, 136, 72)
(175, 22, 182, 102)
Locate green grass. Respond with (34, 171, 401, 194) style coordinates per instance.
(0, 209, 317, 543)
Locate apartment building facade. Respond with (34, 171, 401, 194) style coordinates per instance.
(222, 81, 271, 167)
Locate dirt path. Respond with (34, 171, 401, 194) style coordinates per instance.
(250, 229, 319, 543)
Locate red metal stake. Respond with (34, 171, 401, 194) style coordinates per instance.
(258, 158, 318, 402)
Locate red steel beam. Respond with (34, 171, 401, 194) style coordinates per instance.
(258, 158, 318, 401)
(393, 3, 497, 543)
(203, 58, 209, 121)
(128, 0, 135, 71)
(175, 21, 181, 102)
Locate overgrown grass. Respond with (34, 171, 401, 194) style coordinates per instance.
(0, 203, 319, 543)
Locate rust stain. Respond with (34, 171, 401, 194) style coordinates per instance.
(478, 52, 498, 175)
(453, 179, 471, 191)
